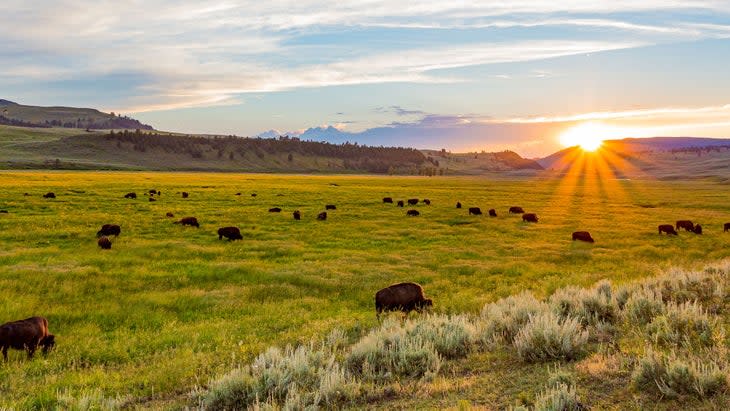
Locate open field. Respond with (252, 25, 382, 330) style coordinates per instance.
(1, 171, 730, 409)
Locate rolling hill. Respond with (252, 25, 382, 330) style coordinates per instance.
(0, 99, 152, 130)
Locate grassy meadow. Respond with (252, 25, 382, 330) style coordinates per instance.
(1, 171, 730, 409)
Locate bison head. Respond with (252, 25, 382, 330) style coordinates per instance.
(41, 334, 55, 353)
(418, 299, 434, 311)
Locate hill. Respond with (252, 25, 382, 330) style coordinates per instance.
(0, 99, 153, 130)
(422, 149, 544, 174)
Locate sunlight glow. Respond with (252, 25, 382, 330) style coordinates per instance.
(558, 122, 612, 151)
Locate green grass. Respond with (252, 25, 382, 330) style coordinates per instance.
(0, 171, 729, 409)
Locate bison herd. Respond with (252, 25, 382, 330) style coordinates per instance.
(658, 220, 705, 235)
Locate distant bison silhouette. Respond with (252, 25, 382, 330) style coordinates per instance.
(325, 204, 336, 210)
(725, 222, 730, 232)
(235, 192, 242, 196)
(509, 206, 524, 214)
(375, 282, 433, 319)
(251, 193, 257, 197)
(693, 224, 703, 234)
(456, 202, 462, 209)
(423, 199, 431, 205)
(149, 189, 158, 195)
(218, 226, 243, 241)
(98, 236, 112, 249)
(0, 317, 55, 361)
(317, 212, 327, 220)
(522, 213, 538, 223)
(397, 200, 404, 207)
(468, 207, 482, 215)
(658, 224, 678, 235)
(488, 209, 497, 217)
(149, 197, 156, 202)
(175, 217, 199, 228)
(293, 210, 301, 220)
(572, 231, 594, 243)
(676, 220, 694, 231)
(406, 209, 420, 216)
(383, 197, 393, 204)
(0, 210, 7, 214)
(181, 192, 189, 198)
(43, 192, 55, 199)
(96, 224, 120, 237)
(407, 199, 419, 205)
(268, 207, 282, 213)
(166, 212, 174, 218)
(124, 192, 137, 199)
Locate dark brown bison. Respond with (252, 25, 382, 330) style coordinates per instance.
(43, 192, 55, 199)
(0, 210, 8, 214)
(269, 207, 282, 213)
(293, 210, 301, 220)
(423, 199, 431, 205)
(456, 202, 462, 209)
(375, 282, 433, 319)
(406, 209, 420, 216)
(0, 317, 55, 360)
(235, 192, 242, 196)
(488, 209, 497, 217)
(383, 197, 393, 204)
(397, 200, 404, 207)
(181, 192, 189, 198)
(218, 226, 243, 241)
(468, 207, 482, 215)
(166, 212, 174, 218)
(175, 217, 200, 227)
(522, 213, 538, 223)
(693, 224, 703, 234)
(325, 204, 336, 210)
(572, 231, 594, 243)
(658, 224, 678, 235)
(149, 189, 158, 195)
(407, 199, 419, 205)
(98, 236, 112, 249)
(317, 211, 327, 220)
(676, 220, 694, 231)
(509, 206, 524, 214)
(124, 192, 137, 199)
(149, 197, 156, 202)
(725, 222, 730, 232)
(251, 193, 257, 197)
(96, 224, 120, 237)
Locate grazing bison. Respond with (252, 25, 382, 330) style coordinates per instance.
(725, 222, 730, 232)
(235, 192, 242, 196)
(317, 212, 327, 220)
(251, 193, 257, 197)
(293, 210, 301, 220)
(522, 213, 538, 223)
(218, 226, 243, 241)
(383, 197, 393, 204)
(98, 236, 112, 249)
(181, 192, 189, 198)
(0, 210, 7, 214)
(397, 200, 404, 207)
(149, 197, 156, 202)
(325, 204, 337, 210)
(0, 317, 55, 360)
(572, 231, 594, 243)
(456, 202, 462, 209)
(43, 192, 55, 199)
(166, 212, 174, 218)
(468, 207, 482, 215)
(488, 209, 497, 217)
(96, 224, 121, 237)
(407, 199, 419, 205)
(269, 207, 282, 213)
(676, 220, 694, 232)
(693, 224, 703, 234)
(509, 206, 524, 214)
(124, 192, 137, 199)
(406, 209, 420, 216)
(423, 199, 431, 205)
(149, 189, 158, 195)
(658, 224, 678, 235)
(375, 282, 433, 319)
(175, 217, 200, 228)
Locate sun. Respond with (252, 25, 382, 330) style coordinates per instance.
(558, 122, 609, 152)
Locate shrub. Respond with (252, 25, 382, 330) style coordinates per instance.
(645, 302, 716, 348)
(480, 292, 549, 344)
(546, 365, 575, 388)
(623, 287, 666, 325)
(644, 269, 724, 310)
(550, 285, 617, 326)
(55, 390, 128, 411)
(632, 350, 727, 398)
(409, 314, 479, 359)
(513, 312, 589, 362)
(533, 383, 586, 411)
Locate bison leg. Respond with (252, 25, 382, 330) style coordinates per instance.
(26, 345, 37, 359)
(2, 346, 7, 361)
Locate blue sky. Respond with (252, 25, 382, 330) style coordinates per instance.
(2, 1, 730, 156)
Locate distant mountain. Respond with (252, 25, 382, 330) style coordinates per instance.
(0, 99, 153, 130)
(256, 129, 285, 139)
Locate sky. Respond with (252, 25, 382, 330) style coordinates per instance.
(2, 1, 730, 156)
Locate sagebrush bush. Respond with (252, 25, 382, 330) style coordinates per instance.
(409, 314, 479, 359)
(645, 301, 716, 348)
(550, 285, 618, 326)
(480, 292, 549, 344)
(632, 350, 727, 398)
(546, 364, 575, 388)
(623, 287, 666, 325)
(513, 312, 589, 362)
(55, 390, 127, 411)
(644, 269, 724, 311)
(533, 383, 585, 411)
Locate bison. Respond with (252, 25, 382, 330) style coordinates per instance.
(175, 217, 199, 227)
(98, 236, 112, 249)
(572, 231, 594, 243)
(325, 204, 337, 210)
(488, 209, 497, 217)
(509, 206, 524, 214)
(166, 212, 174, 218)
(96, 224, 120, 237)
(149, 189, 158, 195)
(0, 317, 55, 361)
(676, 220, 694, 231)
(522, 213, 538, 223)
(43, 192, 55, 199)
(468, 207, 482, 215)
(693, 224, 703, 235)
(149, 197, 156, 202)
(375, 282, 433, 319)
(456, 202, 462, 209)
(218, 226, 243, 241)
(725, 222, 730, 232)
(251, 193, 257, 197)
(407, 199, 419, 205)
(293, 210, 301, 220)
(423, 199, 431, 205)
(317, 212, 327, 220)
(235, 192, 242, 196)
(397, 200, 405, 207)
(269, 207, 282, 213)
(383, 197, 393, 204)
(0, 210, 8, 214)
(181, 192, 189, 198)
(658, 224, 678, 235)
(124, 192, 137, 199)
(406, 209, 420, 216)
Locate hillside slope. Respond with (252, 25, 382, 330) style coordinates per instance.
(0, 99, 152, 130)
